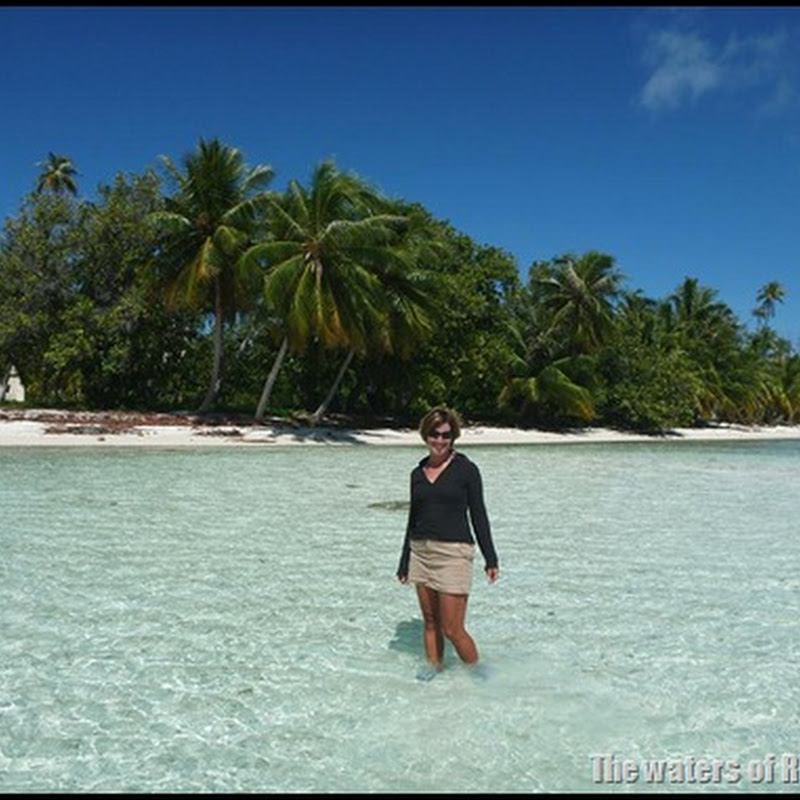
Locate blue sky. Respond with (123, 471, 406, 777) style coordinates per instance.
(2, 6, 799, 342)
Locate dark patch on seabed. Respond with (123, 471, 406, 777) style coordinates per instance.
(388, 618, 423, 655)
(368, 499, 409, 511)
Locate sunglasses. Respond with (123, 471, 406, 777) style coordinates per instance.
(427, 430, 454, 440)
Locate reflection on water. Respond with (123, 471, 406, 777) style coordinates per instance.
(1, 440, 799, 792)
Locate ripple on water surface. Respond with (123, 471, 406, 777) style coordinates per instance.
(1, 440, 799, 791)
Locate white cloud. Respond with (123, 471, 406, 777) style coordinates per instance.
(639, 30, 721, 110)
(722, 31, 786, 88)
(638, 27, 792, 113)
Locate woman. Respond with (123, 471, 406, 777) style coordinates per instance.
(396, 406, 499, 679)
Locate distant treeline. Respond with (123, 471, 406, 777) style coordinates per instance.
(1, 140, 797, 431)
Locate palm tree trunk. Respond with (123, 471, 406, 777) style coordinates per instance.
(255, 337, 289, 422)
(312, 349, 355, 426)
(198, 282, 224, 414)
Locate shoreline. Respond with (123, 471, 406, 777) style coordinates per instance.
(1, 408, 799, 448)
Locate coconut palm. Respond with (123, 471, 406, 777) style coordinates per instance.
(243, 160, 435, 422)
(667, 277, 733, 330)
(782, 355, 800, 422)
(35, 153, 78, 196)
(530, 251, 624, 356)
(753, 281, 786, 327)
(310, 254, 437, 424)
(665, 278, 739, 367)
(150, 138, 275, 412)
(499, 298, 598, 426)
(310, 206, 443, 423)
(664, 278, 753, 422)
(502, 252, 621, 426)
(498, 359, 597, 424)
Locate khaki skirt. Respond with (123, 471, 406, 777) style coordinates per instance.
(408, 539, 475, 595)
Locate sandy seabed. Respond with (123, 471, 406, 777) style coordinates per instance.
(1, 407, 799, 448)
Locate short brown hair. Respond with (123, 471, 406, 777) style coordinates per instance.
(419, 406, 462, 442)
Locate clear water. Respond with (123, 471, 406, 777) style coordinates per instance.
(2, 440, 799, 792)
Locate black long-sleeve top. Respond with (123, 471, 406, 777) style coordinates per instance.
(396, 451, 498, 578)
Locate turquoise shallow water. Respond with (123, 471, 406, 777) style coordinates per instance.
(1, 439, 799, 792)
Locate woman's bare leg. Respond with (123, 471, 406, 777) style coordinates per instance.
(415, 583, 444, 667)
(439, 592, 479, 664)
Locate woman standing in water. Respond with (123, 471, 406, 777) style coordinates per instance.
(396, 406, 499, 679)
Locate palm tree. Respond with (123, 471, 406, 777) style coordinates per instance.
(310, 254, 437, 425)
(666, 277, 741, 360)
(665, 277, 739, 340)
(35, 153, 78, 196)
(501, 296, 598, 426)
(530, 251, 624, 356)
(753, 281, 786, 327)
(503, 251, 622, 426)
(498, 359, 597, 425)
(665, 277, 751, 422)
(243, 160, 435, 422)
(782, 355, 800, 423)
(150, 138, 275, 412)
(310, 206, 442, 424)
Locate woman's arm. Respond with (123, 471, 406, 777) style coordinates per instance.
(466, 461, 499, 573)
(396, 472, 415, 580)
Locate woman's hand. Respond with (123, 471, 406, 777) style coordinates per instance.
(485, 567, 499, 584)
(397, 574, 409, 584)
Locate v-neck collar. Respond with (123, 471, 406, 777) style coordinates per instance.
(422, 451, 457, 485)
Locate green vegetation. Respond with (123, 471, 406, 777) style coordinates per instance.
(1, 138, 797, 430)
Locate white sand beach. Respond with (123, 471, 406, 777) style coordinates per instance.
(1, 408, 799, 448)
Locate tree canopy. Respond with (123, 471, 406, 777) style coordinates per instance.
(1, 141, 796, 430)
